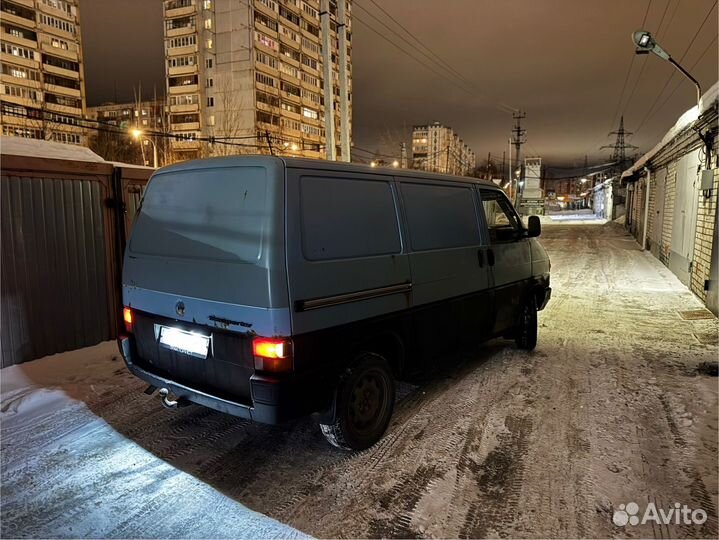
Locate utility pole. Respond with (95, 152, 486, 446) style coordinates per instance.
(320, 0, 336, 161)
(337, 0, 350, 162)
(601, 115, 638, 175)
(501, 151, 505, 185)
(511, 111, 526, 202)
(400, 142, 407, 168)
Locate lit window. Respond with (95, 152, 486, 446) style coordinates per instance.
(204, 19, 212, 29)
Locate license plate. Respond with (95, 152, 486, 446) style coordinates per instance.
(159, 327, 210, 359)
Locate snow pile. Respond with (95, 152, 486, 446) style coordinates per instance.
(1, 342, 308, 539)
(622, 81, 718, 178)
(0, 136, 105, 163)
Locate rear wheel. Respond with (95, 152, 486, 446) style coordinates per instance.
(515, 295, 538, 351)
(319, 353, 395, 451)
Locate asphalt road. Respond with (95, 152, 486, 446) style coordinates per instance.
(2, 221, 717, 538)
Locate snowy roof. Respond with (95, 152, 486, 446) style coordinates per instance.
(622, 81, 719, 178)
(1, 136, 105, 163)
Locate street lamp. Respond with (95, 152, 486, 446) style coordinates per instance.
(633, 30, 702, 107)
(131, 128, 158, 169)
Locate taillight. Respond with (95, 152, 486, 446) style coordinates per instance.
(252, 337, 292, 372)
(123, 307, 133, 333)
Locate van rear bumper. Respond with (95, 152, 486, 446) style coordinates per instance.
(118, 335, 293, 425)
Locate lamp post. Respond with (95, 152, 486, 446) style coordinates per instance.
(632, 30, 702, 108)
(131, 128, 158, 169)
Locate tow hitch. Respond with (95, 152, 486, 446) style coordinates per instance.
(142, 384, 191, 409)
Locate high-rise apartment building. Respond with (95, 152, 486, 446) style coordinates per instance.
(412, 122, 476, 176)
(163, 0, 352, 161)
(0, 0, 86, 145)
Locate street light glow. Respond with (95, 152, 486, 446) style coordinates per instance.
(392, 160, 399, 167)
(130, 128, 142, 140)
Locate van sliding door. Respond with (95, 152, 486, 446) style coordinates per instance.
(286, 170, 412, 338)
(399, 180, 494, 360)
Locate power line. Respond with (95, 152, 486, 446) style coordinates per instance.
(353, 2, 472, 94)
(622, 0, 673, 114)
(609, 0, 653, 130)
(352, 8, 515, 114)
(633, 0, 718, 134)
(639, 34, 718, 132)
(360, 0, 482, 99)
(352, 15, 479, 99)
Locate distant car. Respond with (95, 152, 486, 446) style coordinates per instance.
(118, 156, 551, 450)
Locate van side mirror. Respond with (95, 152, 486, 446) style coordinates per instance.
(527, 215, 541, 237)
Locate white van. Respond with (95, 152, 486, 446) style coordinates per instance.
(118, 156, 551, 450)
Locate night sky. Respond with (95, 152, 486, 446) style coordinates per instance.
(80, 0, 718, 167)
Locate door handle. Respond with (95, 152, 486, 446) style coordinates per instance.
(477, 249, 485, 268)
(487, 248, 495, 267)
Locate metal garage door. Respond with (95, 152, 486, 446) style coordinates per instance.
(668, 149, 701, 286)
(650, 167, 667, 257)
(0, 175, 112, 367)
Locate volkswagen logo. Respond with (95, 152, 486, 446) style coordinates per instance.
(175, 301, 186, 317)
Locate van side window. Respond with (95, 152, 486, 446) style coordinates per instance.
(480, 190, 523, 243)
(300, 176, 401, 261)
(401, 182, 480, 251)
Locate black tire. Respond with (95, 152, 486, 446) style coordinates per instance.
(319, 352, 395, 451)
(515, 295, 538, 351)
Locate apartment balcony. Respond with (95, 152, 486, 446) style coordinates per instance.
(0, 93, 41, 110)
(44, 101, 82, 116)
(166, 44, 199, 57)
(40, 41, 79, 61)
(37, 21, 74, 40)
(1, 11, 36, 30)
(0, 73, 41, 90)
(168, 64, 198, 77)
(254, 1, 278, 19)
(171, 138, 201, 150)
(168, 83, 198, 94)
(170, 121, 200, 131)
(169, 103, 199, 114)
(1, 111, 41, 129)
(165, 4, 196, 18)
(278, 32, 301, 50)
(301, 45, 319, 61)
(255, 61, 279, 78)
(256, 101, 280, 115)
(1, 31, 37, 51)
(165, 24, 197, 38)
(42, 63, 80, 80)
(45, 83, 82, 98)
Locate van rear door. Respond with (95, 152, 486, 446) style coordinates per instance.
(122, 158, 288, 403)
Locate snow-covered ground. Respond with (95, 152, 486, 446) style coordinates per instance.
(2, 222, 717, 538)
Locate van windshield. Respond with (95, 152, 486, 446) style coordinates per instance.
(130, 167, 268, 263)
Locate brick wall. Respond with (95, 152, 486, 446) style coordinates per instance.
(689, 142, 719, 301)
(660, 160, 677, 265)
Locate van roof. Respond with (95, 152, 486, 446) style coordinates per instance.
(157, 155, 500, 188)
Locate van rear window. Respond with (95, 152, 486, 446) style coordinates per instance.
(130, 167, 268, 263)
(300, 176, 401, 260)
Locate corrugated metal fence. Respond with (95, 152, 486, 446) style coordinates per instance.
(1, 155, 151, 367)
